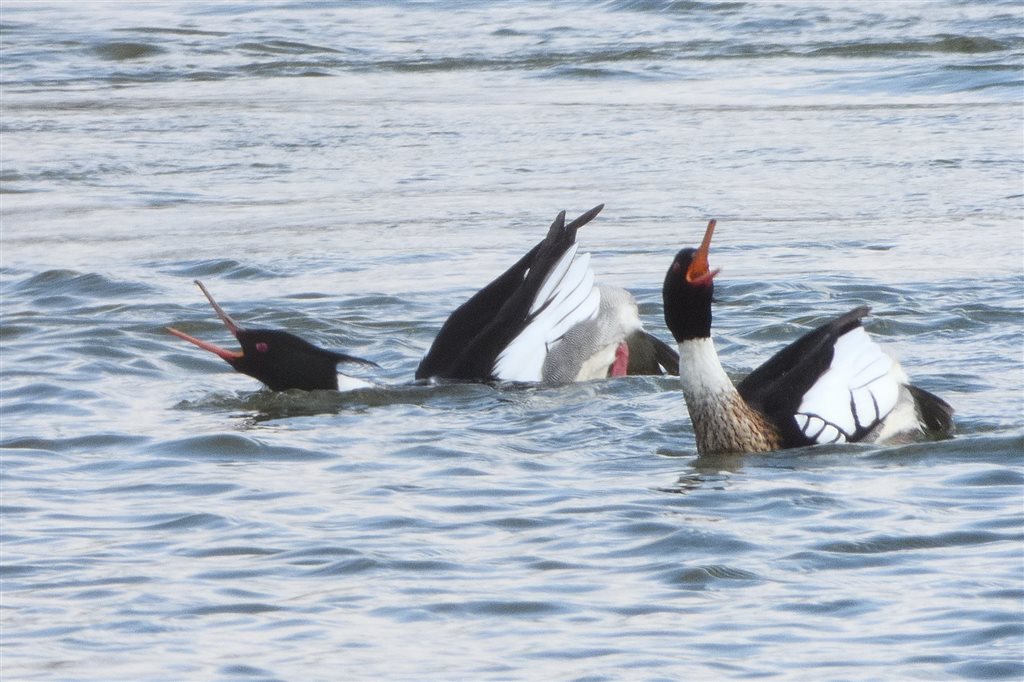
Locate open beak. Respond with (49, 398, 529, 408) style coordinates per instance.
(686, 219, 721, 286)
(194, 280, 241, 336)
(166, 326, 243, 361)
(166, 280, 244, 361)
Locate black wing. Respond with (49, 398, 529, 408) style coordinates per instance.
(415, 204, 604, 381)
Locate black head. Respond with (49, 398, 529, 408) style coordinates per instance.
(168, 280, 377, 391)
(229, 327, 360, 391)
(662, 219, 720, 342)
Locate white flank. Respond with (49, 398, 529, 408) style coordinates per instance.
(573, 343, 619, 382)
(493, 248, 600, 382)
(571, 288, 643, 381)
(795, 326, 901, 443)
(545, 284, 642, 384)
(336, 373, 374, 392)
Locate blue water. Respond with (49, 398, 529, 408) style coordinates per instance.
(2, 1, 1022, 679)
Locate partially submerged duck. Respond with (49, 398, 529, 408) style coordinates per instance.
(169, 205, 678, 392)
(416, 204, 678, 384)
(661, 219, 953, 455)
(167, 281, 378, 392)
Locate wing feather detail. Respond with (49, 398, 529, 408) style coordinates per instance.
(794, 327, 900, 444)
(493, 249, 600, 382)
(530, 244, 581, 314)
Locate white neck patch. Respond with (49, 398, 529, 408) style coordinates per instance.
(678, 337, 734, 399)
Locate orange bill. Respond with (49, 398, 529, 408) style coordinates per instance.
(166, 326, 243, 361)
(194, 280, 241, 335)
(686, 219, 721, 286)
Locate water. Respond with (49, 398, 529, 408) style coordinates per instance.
(2, 1, 1022, 679)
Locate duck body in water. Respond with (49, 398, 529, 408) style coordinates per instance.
(416, 204, 678, 385)
(168, 204, 678, 392)
(167, 281, 378, 392)
(662, 219, 954, 456)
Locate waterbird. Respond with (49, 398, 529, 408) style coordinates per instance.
(415, 204, 679, 384)
(167, 281, 378, 392)
(661, 219, 954, 455)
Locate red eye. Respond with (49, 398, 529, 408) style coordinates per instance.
(256, 342, 269, 353)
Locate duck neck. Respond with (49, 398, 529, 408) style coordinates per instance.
(677, 337, 779, 455)
(678, 337, 735, 398)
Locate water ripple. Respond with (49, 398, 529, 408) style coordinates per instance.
(1, 2, 1020, 680)
(817, 529, 1016, 555)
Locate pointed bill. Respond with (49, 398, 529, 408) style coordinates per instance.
(686, 219, 721, 286)
(194, 280, 241, 336)
(166, 326, 243, 361)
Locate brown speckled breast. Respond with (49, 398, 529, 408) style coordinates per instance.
(686, 392, 782, 455)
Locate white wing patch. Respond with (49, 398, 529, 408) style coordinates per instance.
(794, 327, 901, 444)
(530, 243, 581, 315)
(492, 246, 600, 382)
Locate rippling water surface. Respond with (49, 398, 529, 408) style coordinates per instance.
(2, 1, 1022, 680)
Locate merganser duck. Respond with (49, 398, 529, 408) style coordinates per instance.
(167, 281, 378, 392)
(662, 219, 954, 455)
(416, 204, 679, 384)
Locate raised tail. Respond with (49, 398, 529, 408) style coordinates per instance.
(907, 384, 955, 438)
